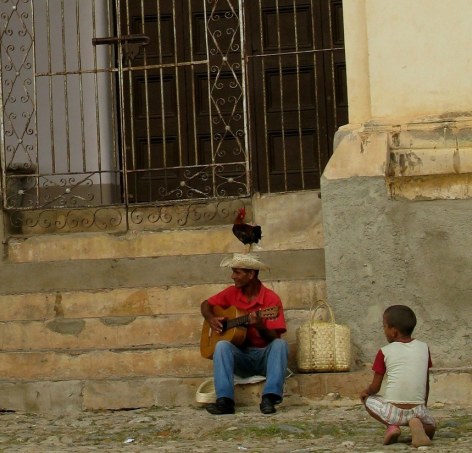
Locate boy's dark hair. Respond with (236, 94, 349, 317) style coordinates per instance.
(384, 305, 417, 336)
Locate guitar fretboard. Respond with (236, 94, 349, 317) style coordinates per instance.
(226, 314, 250, 330)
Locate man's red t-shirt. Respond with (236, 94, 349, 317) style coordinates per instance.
(207, 284, 286, 348)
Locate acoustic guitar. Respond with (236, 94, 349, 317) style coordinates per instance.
(200, 305, 279, 359)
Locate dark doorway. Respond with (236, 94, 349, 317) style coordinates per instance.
(246, 0, 347, 192)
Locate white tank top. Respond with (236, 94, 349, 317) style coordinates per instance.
(381, 340, 430, 404)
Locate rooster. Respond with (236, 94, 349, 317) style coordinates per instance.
(232, 207, 262, 249)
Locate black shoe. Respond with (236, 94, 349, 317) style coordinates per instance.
(259, 395, 277, 414)
(206, 397, 235, 415)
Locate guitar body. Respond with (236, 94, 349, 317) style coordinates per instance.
(200, 305, 279, 360)
(200, 306, 247, 359)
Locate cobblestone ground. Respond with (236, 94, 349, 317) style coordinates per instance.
(0, 400, 470, 452)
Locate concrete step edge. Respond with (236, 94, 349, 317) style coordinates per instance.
(0, 249, 326, 294)
(8, 226, 241, 263)
(0, 278, 327, 321)
(0, 369, 469, 413)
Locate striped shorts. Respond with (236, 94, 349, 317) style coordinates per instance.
(365, 395, 436, 427)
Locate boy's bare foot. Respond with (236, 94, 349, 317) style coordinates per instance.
(409, 417, 432, 448)
(383, 425, 401, 445)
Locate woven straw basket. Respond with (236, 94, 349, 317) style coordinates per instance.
(296, 302, 351, 372)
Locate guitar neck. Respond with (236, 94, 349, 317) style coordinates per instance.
(226, 313, 250, 330)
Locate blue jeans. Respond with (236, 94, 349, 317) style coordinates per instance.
(212, 338, 289, 401)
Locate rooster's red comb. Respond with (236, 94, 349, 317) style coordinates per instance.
(238, 207, 246, 217)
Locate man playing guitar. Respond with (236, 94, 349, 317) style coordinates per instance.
(200, 253, 288, 415)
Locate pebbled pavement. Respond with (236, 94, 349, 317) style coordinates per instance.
(0, 399, 470, 452)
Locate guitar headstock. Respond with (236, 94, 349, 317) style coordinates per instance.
(259, 306, 279, 319)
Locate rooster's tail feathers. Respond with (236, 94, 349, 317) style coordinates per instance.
(252, 226, 262, 243)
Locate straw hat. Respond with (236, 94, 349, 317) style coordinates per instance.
(219, 253, 270, 271)
(195, 378, 216, 404)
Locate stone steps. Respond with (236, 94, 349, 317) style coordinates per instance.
(0, 261, 470, 412)
(0, 192, 327, 413)
(0, 279, 324, 372)
(1, 189, 468, 413)
(0, 267, 327, 412)
(1, 241, 469, 413)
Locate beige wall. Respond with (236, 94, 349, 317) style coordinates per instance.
(329, 0, 472, 194)
(345, 0, 472, 124)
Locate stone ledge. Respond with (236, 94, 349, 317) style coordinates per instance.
(8, 228, 240, 263)
(0, 368, 469, 414)
(0, 348, 212, 381)
(0, 249, 325, 294)
(0, 280, 326, 320)
(327, 120, 472, 200)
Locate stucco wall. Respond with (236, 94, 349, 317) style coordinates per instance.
(321, 126, 472, 369)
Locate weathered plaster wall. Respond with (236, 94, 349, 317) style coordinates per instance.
(322, 171, 472, 368)
(322, 124, 472, 368)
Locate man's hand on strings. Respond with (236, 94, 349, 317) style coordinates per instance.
(248, 310, 264, 328)
(208, 316, 225, 333)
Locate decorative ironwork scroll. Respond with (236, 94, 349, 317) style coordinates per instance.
(0, 0, 37, 209)
(206, 0, 249, 198)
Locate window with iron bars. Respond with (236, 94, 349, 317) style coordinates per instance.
(0, 0, 346, 235)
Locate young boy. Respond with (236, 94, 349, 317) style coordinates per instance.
(360, 305, 436, 447)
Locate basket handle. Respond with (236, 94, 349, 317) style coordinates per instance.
(309, 301, 336, 325)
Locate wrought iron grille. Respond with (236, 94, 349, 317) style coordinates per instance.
(0, 0, 346, 235)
